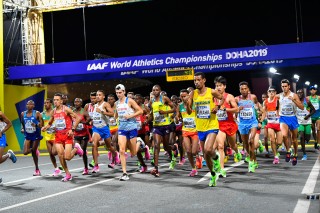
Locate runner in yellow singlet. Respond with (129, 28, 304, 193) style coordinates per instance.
(187, 72, 223, 187)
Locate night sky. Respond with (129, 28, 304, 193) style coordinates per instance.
(40, 0, 320, 98)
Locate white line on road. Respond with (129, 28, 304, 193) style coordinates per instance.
(293, 158, 320, 213)
(197, 161, 245, 183)
(2, 164, 106, 185)
(0, 163, 170, 211)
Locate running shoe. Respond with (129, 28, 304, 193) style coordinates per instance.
(248, 161, 255, 173)
(36, 149, 40, 157)
(226, 147, 233, 156)
(292, 155, 298, 166)
(244, 156, 250, 163)
(169, 158, 176, 170)
(234, 152, 242, 163)
(61, 174, 72, 182)
(209, 174, 218, 187)
(74, 143, 84, 157)
(89, 159, 95, 168)
(150, 169, 160, 177)
(301, 154, 307, 160)
(281, 146, 285, 151)
(276, 152, 281, 158)
(258, 140, 264, 153)
(178, 157, 186, 165)
(273, 157, 280, 164)
(7, 150, 17, 163)
(188, 169, 198, 177)
(219, 169, 227, 178)
(33, 169, 41, 176)
(82, 168, 89, 175)
(202, 159, 207, 167)
(196, 156, 203, 169)
(139, 165, 148, 173)
(240, 149, 246, 155)
(254, 161, 259, 169)
(145, 145, 151, 161)
(115, 152, 121, 164)
(213, 154, 221, 173)
(92, 165, 100, 173)
(224, 156, 229, 163)
(285, 152, 291, 162)
(52, 168, 62, 176)
(119, 173, 129, 181)
(108, 163, 115, 169)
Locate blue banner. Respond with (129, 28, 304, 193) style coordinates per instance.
(8, 41, 320, 83)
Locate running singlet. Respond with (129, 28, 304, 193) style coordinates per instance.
(179, 103, 196, 133)
(53, 106, 72, 133)
(279, 92, 296, 117)
(214, 93, 234, 122)
(116, 97, 137, 131)
(237, 94, 257, 123)
(309, 95, 320, 119)
(42, 111, 55, 134)
(193, 87, 219, 131)
(152, 96, 171, 126)
(23, 110, 39, 134)
(86, 103, 94, 129)
(91, 102, 109, 128)
(264, 97, 279, 124)
(297, 98, 312, 125)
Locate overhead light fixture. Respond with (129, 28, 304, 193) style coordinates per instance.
(293, 74, 300, 81)
(305, 81, 310, 86)
(269, 67, 277, 73)
(315, 84, 318, 89)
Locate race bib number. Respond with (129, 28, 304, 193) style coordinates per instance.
(55, 119, 66, 130)
(183, 117, 196, 128)
(92, 112, 102, 126)
(267, 111, 277, 120)
(47, 123, 55, 134)
(25, 121, 36, 133)
(196, 105, 210, 119)
(217, 110, 228, 121)
(239, 108, 253, 120)
(154, 112, 165, 123)
(296, 109, 308, 117)
(312, 102, 319, 110)
(75, 123, 84, 131)
(281, 104, 294, 116)
(109, 117, 117, 126)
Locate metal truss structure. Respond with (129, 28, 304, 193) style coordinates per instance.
(3, 0, 148, 66)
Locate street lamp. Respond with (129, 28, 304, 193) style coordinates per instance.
(292, 74, 300, 93)
(304, 81, 310, 96)
(268, 67, 277, 86)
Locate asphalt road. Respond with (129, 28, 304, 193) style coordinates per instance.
(0, 146, 319, 213)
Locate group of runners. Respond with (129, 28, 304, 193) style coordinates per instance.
(1, 72, 320, 187)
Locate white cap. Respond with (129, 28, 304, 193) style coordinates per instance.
(115, 84, 125, 91)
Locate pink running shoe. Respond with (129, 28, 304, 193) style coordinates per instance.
(226, 147, 233, 156)
(74, 143, 84, 157)
(178, 157, 186, 165)
(36, 149, 40, 157)
(52, 168, 62, 177)
(108, 163, 115, 169)
(61, 174, 72, 182)
(33, 169, 41, 176)
(108, 151, 112, 161)
(139, 165, 147, 173)
(273, 157, 280, 164)
(240, 150, 246, 155)
(115, 152, 121, 164)
(145, 145, 151, 160)
(92, 165, 100, 173)
(82, 168, 89, 175)
(188, 169, 198, 177)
